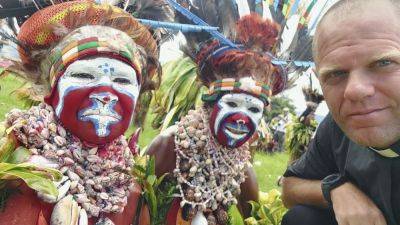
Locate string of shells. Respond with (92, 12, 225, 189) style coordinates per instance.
(174, 107, 252, 224)
(5, 103, 135, 218)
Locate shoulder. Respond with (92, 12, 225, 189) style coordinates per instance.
(146, 125, 176, 156)
(315, 114, 347, 144)
(146, 126, 177, 176)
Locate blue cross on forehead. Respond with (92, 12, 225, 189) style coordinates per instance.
(98, 63, 115, 76)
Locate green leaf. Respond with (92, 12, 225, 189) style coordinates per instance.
(143, 181, 157, 221)
(228, 205, 244, 225)
(146, 175, 157, 186)
(0, 136, 16, 163)
(154, 173, 168, 188)
(160, 105, 179, 131)
(248, 200, 261, 218)
(146, 156, 156, 178)
(0, 163, 62, 197)
(8, 146, 31, 164)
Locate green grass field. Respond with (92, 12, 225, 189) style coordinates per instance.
(0, 76, 289, 192)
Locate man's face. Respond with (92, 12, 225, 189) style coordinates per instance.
(209, 93, 264, 148)
(316, 2, 400, 148)
(46, 57, 140, 145)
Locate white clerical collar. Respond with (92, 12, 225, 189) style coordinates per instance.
(369, 140, 400, 158)
(369, 147, 399, 158)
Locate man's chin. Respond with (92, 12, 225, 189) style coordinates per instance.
(345, 126, 399, 148)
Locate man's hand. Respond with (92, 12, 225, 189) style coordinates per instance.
(331, 182, 387, 225)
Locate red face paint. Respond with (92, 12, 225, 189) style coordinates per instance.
(44, 57, 140, 146)
(46, 85, 135, 145)
(209, 104, 256, 148)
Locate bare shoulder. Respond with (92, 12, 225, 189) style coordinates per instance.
(146, 125, 177, 176)
(146, 125, 176, 155)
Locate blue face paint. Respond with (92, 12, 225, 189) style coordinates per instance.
(78, 92, 121, 137)
(51, 57, 140, 144)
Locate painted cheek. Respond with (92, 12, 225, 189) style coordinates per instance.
(209, 104, 220, 136)
(47, 85, 135, 145)
(219, 113, 256, 148)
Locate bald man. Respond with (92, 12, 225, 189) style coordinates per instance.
(281, 1, 400, 225)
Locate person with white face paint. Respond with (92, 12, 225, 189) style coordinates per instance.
(0, 1, 173, 225)
(147, 14, 287, 225)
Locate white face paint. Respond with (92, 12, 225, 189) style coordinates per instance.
(55, 57, 140, 137)
(214, 93, 265, 140)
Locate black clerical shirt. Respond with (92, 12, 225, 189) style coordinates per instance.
(284, 114, 400, 225)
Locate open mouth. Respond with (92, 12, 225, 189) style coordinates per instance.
(224, 123, 249, 139)
(80, 110, 121, 121)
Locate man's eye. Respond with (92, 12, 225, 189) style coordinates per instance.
(375, 59, 393, 67)
(248, 107, 260, 113)
(321, 70, 348, 83)
(227, 102, 238, 107)
(328, 70, 347, 78)
(70, 73, 95, 79)
(113, 78, 132, 84)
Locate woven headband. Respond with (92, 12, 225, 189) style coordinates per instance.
(48, 37, 143, 87)
(202, 78, 270, 104)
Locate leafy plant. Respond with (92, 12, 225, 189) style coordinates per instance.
(0, 162, 62, 196)
(0, 135, 62, 209)
(264, 96, 296, 122)
(284, 116, 317, 162)
(131, 155, 177, 225)
(152, 57, 206, 131)
(244, 189, 287, 225)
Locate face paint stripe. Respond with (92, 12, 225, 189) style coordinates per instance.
(55, 84, 82, 116)
(78, 92, 122, 137)
(211, 93, 264, 148)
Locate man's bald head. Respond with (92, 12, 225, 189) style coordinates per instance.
(312, 0, 400, 62)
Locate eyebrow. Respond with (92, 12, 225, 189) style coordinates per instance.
(317, 50, 400, 77)
(369, 50, 400, 63)
(317, 65, 342, 78)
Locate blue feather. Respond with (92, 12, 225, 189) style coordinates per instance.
(138, 19, 219, 32)
(165, 0, 238, 48)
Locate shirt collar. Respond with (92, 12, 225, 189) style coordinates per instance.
(369, 140, 400, 158)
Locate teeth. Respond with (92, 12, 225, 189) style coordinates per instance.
(225, 125, 248, 135)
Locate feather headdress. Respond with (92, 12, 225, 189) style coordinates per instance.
(0, 0, 175, 98)
(197, 13, 286, 105)
(302, 86, 324, 109)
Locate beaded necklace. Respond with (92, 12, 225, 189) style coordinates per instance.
(6, 103, 135, 218)
(174, 107, 251, 222)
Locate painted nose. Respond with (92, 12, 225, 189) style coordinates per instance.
(91, 92, 118, 105)
(237, 119, 246, 125)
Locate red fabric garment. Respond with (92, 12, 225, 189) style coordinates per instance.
(0, 183, 149, 225)
(166, 199, 190, 225)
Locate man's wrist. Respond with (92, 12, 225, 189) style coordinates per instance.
(321, 173, 348, 205)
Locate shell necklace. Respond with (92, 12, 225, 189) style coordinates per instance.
(174, 107, 251, 223)
(6, 103, 135, 218)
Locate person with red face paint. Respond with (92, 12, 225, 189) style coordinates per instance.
(0, 1, 173, 225)
(147, 14, 287, 224)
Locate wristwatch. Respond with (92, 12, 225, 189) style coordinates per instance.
(321, 173, 348, 205)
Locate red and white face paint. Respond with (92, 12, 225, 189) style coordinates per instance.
(45, 57, 140, 145)
(209, 93, 264, 148)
